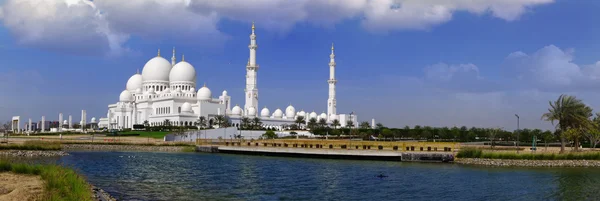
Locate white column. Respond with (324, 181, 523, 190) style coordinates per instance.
(68, 115, 72, 129)
(81, 110, 87, 131)
(327, 43, 337, 117)
(28, 118, 32, 132)
(41, 116, 45, 132)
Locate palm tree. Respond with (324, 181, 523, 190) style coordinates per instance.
(163, 119, 171, 127)
(196, 116, 207, 140)
(241, 117, 251, 130)
(332, 119, 340, 130)
(346, 120, 354, 129)
(252, 117, 262, 130)
(359, 121, 370, 129)
(212, 115, 228, 128)
(318, 118, 327, 128)
(307, 118, 318, 130)
(294, 116, 305, 130)
(541, 94, 592, 153)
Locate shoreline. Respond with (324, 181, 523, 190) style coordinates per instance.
(455, 158, 600, 167)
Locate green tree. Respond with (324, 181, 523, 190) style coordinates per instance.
(541, 130, 554, 150)
(241, 117, 251, 130)
(212, 115, 228, 128)
(541, 94, 592, 153)
(332, 119, 341, 130)
(294, 116, 305, 130)
(252, 117, 262, 130)
(346, 120, 355, 129)
(307, 118, 318, 131)
(262, 130, 277, 139)
(359, 121, 371, 129)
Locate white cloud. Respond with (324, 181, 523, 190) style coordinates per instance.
(0, 0, 553, 55)
(503, 45, 600, 92)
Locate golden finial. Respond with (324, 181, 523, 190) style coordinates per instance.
(182, 54, 185, 61)
(172, 47, 175, 55)
(203, 82, 206, 87)
(252, 21, 255, 30)
(136, 69, 139, 74)
(331, 43, 334, 51)
(157, 49, 161, 56)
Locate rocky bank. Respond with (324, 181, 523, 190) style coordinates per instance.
(0, 150, 68, 157)
(456, 158, 600, 167)
(62, 144, 190, 152)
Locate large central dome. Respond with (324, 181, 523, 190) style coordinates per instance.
(141, 56, 172, 81)
(170, 61, 196, 83)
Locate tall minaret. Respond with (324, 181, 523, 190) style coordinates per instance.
(327, 43, 337, 117)
(171, 47, 176, 66)
(245, 21, 259, 112)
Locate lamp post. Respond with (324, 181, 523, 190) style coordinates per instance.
(515, 114, 520, 153)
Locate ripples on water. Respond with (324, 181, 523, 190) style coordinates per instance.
(25, 152, 600, 200)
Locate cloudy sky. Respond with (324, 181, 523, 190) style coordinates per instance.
(1, 0, 598, 131)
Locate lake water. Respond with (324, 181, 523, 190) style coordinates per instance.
(49, 151, 600, 200)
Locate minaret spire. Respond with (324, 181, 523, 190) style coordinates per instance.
(157, 49, 161, 57)
(327, 43, 337, 119)
(245, 21, 259, 114)
(182, 54, 185, 62)
(171, 47, 176, 66)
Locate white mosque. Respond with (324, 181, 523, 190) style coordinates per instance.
(98, 23, 358, 130)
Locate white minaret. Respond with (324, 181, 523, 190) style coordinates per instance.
(171, 47, 176, 66)
(81, 110, 87, 131)
(28, 118, 32, 132)
(41, 116, 45, 132)
(327, 43, 337, 117)
(58, 113, 63, 132)
(245, 22, 259, 112)
(68, 115, 72, 129)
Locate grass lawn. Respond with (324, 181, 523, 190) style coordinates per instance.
(117, 131, 172, 139)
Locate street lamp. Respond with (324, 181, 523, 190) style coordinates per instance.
(515, 114, 520, 153)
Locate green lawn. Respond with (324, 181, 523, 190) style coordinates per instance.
(117, 131, 172, 139)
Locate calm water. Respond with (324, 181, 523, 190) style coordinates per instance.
(46, 151, 600, 200)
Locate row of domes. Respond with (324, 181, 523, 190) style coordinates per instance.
(119, 85, 216, 102)
(126, 55, 197, 92)
(229, 104, 336, 120)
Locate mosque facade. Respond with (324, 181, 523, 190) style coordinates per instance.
(98, 23, 358, 130)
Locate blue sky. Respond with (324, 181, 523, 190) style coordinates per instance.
(1, 0, 599, 131)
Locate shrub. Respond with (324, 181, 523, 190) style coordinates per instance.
(457, 147, 600, 160)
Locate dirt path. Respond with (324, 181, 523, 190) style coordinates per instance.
(0, 172, 44, 201)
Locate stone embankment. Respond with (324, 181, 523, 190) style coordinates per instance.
(456, 158, 600, 167)
(0, 150, 68, 157)
(62, 144, 189, 152)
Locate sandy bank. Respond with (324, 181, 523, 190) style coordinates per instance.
(0, 172, 44, 201)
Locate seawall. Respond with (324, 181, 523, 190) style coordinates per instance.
(200, 146, 454, 162)
(62, 144, 190, 152)
(456, 158, 600, 167)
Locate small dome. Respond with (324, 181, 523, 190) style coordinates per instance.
(309, 112, 318, 120)
(111, 118, 116, 123)
(119, 90, 133, 102)
(261, 107, 270, 117)
(163, 88, 171, 94)
(319, 112, 327, 121)
(135, 88, 142, 94)
(169, 61, 196, 83)
(126, 74, 143, 91)
(141, 56, 171, 81)
(285, 105, 296, 118)
(63, 120, 68, 125)
(222, 90, 228, 96)
(175, 87, 182, 93)
(231, 105, 243, 116)
(181, 102, 192, 113)
(197, 85, 212, 101)
(189, 87, 196, 93)
(247, 107, 257, 116)
(298, 110, 306, 117)
(273, 109, 283, 119)
(91, 117, 97, 123)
